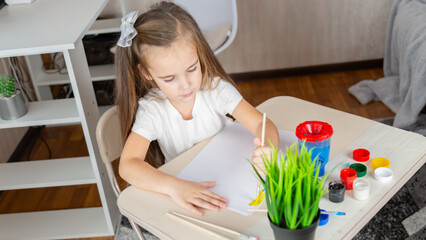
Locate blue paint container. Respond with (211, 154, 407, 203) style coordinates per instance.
(319, 213, 329, 226)
(296, 121, 333, 177)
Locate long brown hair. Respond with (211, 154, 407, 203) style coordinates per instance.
(115, 1, 237, 167)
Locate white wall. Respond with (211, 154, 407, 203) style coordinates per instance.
(216, 0, 394, 73)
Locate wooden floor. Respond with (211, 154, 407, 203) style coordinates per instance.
(236, 68, 393, 119)
(0, 68, 394, 240)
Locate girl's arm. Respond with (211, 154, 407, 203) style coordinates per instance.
(232, 99, 280, 176)
(232, 99, 279, 147)
(119, 132, 227, 216)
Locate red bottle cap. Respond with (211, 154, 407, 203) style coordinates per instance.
(340, 168, 357, 190)
(353, 148, 370, 162)
(295, 121, 333, 142)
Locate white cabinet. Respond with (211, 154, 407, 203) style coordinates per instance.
(0, 0, 120, 238)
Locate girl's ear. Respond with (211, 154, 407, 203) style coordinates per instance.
(137, 64, 153, 81)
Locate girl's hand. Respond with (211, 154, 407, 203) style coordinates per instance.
(252, 137, 270, 178)
(167, 179, 228, 216)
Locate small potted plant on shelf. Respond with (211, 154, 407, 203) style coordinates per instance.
(250, 141, 331, 240)
(0, 74, 28, 120)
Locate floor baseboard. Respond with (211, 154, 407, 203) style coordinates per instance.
(230, 59, 383, 82)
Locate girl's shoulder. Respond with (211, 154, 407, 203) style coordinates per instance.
(204, 76, 233, 90)
(137, 89, 167, 111)
(201, 77, 241, 103)
(208, 77, 239, 93)
(138, 88, 165, 102)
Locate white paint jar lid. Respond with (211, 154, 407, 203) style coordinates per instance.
(374, 167, 393, 182)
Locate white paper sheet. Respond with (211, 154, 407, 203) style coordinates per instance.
(176, 122, 297, 215)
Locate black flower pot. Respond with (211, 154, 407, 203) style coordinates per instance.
(268, 209, 320, 240)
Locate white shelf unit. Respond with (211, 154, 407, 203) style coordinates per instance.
(0, 208, 110, 239)
(0, 0, 120, 239)
(87, 17, 121, 35)
(25, 17, 121, 101)
(20, 18, 119, 139)
(0, 80, 119, 240)
(23, 14, 119, 148)
(0, 157, 95, 190)
(26, 54, 116, 100)
(0, 99, 79, 128)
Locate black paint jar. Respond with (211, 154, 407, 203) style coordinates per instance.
(329, 181, 345, 203)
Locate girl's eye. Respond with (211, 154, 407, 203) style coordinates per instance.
(188, 66, 197, 72)
(163, 77, 174, 82)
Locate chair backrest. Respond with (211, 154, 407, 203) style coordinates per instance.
(96, 106, 147, 240)
(173, 0, 238, 55)
(96, 106, 123, 197)
(96, 106, 123, 164)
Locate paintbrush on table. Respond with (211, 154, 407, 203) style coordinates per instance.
(257, 113, 267, 195)
(167, 211, 259, 240)
(321, 210, 346, 216)
(247, 208, 346, 216)
(250, 113, 267, 207)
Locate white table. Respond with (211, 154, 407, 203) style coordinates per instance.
(0, 0, 120, 239)
(118, 96, 426, 239)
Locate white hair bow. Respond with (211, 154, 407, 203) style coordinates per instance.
(117, 10, 140, 47)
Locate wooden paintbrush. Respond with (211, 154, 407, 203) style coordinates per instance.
(167, 211, 259, 240)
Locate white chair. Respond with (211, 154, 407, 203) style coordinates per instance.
(174, 0, 238, 55)
(96, 106, 145, 240)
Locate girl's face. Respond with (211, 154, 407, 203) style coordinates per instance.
(143, 36, 202, 108)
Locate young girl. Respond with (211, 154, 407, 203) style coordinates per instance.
(115, 1, 279, 216)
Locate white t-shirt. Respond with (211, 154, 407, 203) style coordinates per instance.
(132, 78, 243, 162)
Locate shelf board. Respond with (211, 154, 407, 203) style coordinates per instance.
(0, 99, 80, 129)
(0, 157, 96, 191)
(87, 18, 121, 35)
(36, 64, 116, 86)
(0, 208, 112, 239)
(90, 64, 116, 81)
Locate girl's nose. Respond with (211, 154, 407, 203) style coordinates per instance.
(180, 77, 191, 89)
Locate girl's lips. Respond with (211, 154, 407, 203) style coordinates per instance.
(182, 91, 193, 98)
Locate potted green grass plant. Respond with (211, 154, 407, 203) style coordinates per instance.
(0, 75, 28, 120)
(250, 141, 331, 240)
